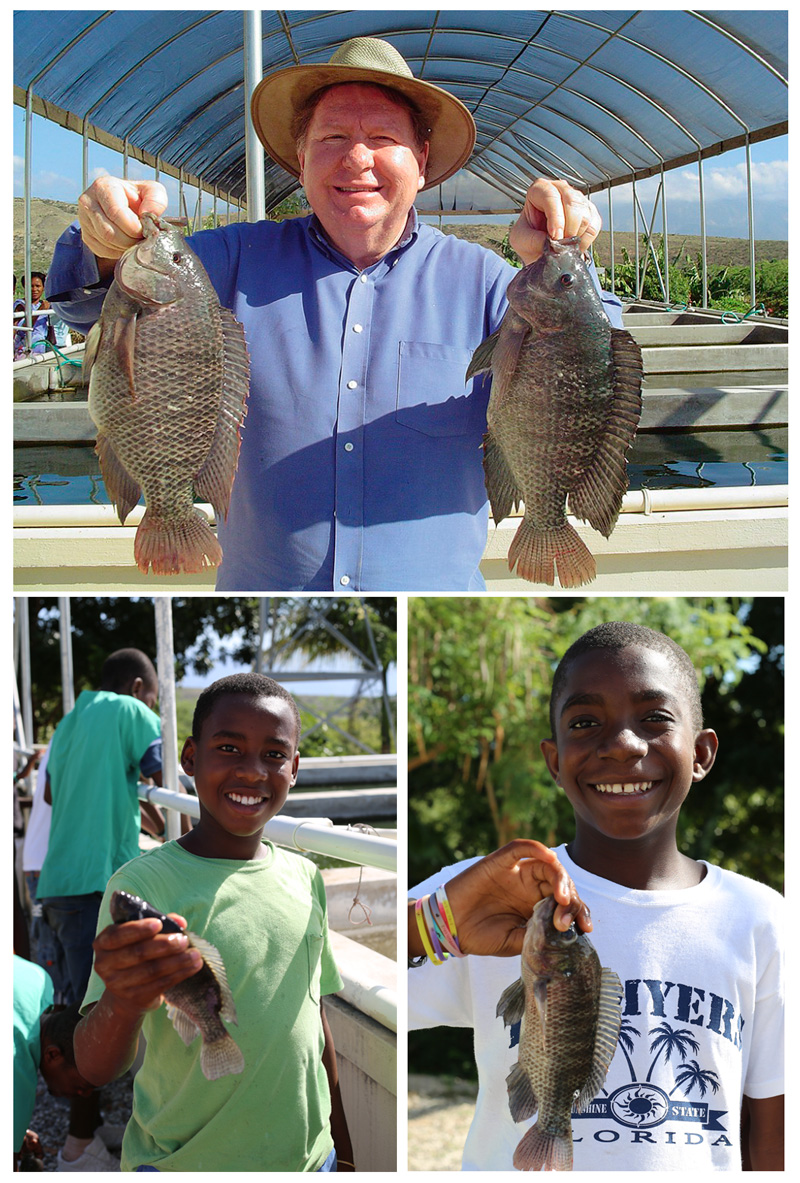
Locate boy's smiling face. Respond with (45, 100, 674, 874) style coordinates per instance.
(541, 644, 718, 847)
(180, 693, 299, 854)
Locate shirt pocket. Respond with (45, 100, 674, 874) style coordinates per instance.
(305, 930, 324, 1005)
(396, 341, 474, 437)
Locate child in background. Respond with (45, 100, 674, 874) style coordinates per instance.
(36, 646, 163, 1169)
(409, 621, 783, 1171)
(75, 673, 354, 1172)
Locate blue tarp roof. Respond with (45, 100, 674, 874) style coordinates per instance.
(13, 9, 788, 212)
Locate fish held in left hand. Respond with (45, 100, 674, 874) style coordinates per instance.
(84, 213, 250, 576)
(496, 895, 622, 1171)
(468, 237, 643, 588)
(110, 889, 245, 1081)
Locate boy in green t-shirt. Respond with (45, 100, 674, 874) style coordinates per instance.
(75, 673, 354, 1172)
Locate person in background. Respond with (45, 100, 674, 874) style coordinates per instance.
(36, 648, 164, 1170)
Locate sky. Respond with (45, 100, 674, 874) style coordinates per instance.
(13, 105, 788, 242)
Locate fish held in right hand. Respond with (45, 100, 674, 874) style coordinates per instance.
(496, 895, 622, 1170)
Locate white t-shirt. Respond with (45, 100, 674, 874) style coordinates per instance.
(409, 845, 783, 1171)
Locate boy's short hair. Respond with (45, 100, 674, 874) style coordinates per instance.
(549, 621, 704, 734)
(100, 648, 158, 695)
(192, 673, 302, 745)
(39, 1003, 83, 1068)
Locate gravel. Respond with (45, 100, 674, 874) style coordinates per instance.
(25, 1073, 133, 1171)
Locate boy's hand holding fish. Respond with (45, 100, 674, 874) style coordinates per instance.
(75, 911, 203, 1087)
(410, 840, 591, 960)
(91, 909, 203, 1016)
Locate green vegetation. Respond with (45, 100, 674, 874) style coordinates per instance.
(22, 597, 396, 756)
(597, 235, 788, 317)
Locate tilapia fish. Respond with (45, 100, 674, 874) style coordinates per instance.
(496, 896, 622, 1171)
(85, 213, 250, 576)
(468, 237, 643, 588)
(110, 889, 244, 1081)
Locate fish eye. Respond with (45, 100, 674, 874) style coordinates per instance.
(172, 252, 182, 264)
(560, 272, 574, 287)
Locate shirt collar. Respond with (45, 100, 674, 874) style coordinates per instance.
(307, 206, 420, 272)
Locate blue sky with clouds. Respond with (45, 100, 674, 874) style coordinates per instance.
(14, 105, 787, 241)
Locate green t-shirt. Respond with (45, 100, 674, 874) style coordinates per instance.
(83, 840, 344, 1171)
(14, 954, 54, 1153)
(38, 690, 161, 898)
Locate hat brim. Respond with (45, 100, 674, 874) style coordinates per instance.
(250, 63, 476, 192)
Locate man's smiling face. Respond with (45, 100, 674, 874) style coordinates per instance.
(297, 82, 429, 268)
(541, 644, 716, 846)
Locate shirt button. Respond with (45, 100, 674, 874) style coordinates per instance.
(352, 323, 363, 333)
(344, 442, 354, 452)
(359, 274, 367, 283)
(340, 575, 351, 586)
(347, 380, 357, 389)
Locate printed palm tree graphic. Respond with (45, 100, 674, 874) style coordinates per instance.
(670, 1059, 721, 1098)
(614, 1019, 642, 1084)
(647, 1022, 700, 1081)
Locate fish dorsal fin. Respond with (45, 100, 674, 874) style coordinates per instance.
(575, 967, 623, 1111)
(187, 931, 238, 1025)
(193, 306, 250, 519)
(567, 327, 643, 538)
(496, 976, 526, 1027)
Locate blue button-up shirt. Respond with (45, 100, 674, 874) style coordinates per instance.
(47, 211, 621, 591)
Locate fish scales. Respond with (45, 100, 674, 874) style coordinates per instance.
(496, 896, 622, 1171)
(110, 890, 244, 1081)
(85, 213, 250, 576)
(468, 237, 643, 588)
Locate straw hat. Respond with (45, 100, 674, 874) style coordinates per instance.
(250, 36, 476, 191)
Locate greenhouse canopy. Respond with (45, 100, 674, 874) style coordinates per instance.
(14, 9, 788, 213)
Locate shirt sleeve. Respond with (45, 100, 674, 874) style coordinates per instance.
(139, 738, 162, 779)
(44, 221, 110, 334)
(742, 911, 784, 1098)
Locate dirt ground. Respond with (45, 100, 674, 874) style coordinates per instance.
(407, 1074, 478, 1171)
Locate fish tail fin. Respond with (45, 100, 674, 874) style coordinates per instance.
(513, 1122, 573, 1172)
(134, 507, 222, 576)
(200, 1032, 245, 1081)
(508, 519, 596, 588)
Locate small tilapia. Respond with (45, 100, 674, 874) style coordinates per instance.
(110, 889, 244, 1081)
(468, 237, 643, 588)
(85, 213, 250, 576)
(496, 896, 622, 1171)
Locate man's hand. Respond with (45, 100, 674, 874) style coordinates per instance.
(409, 840, 591, 960)
(77, 176, 168, 264)
(91, 913, 202, 1018)
(509, 177, 602, 266)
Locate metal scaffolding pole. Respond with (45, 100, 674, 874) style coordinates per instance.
(745, 133, 757, 306)
(154, 598, 181, 841)
(57, 597, 75, 715)
(243, 10, 265, 222)
(698, 152, 708, 308)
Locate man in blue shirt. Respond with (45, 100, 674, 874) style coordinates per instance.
(47, 37, 621, 591)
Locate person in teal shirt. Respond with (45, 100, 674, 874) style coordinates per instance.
(13, 954, 96, 1168)
(36, 647, 163, 1168)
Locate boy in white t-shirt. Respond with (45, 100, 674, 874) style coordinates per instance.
(408, 621, 783, 1171)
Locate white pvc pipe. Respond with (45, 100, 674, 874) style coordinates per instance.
(15, 484, 789, 530)
(153, 600, 181, 841)
(138, 786, 397, 872)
